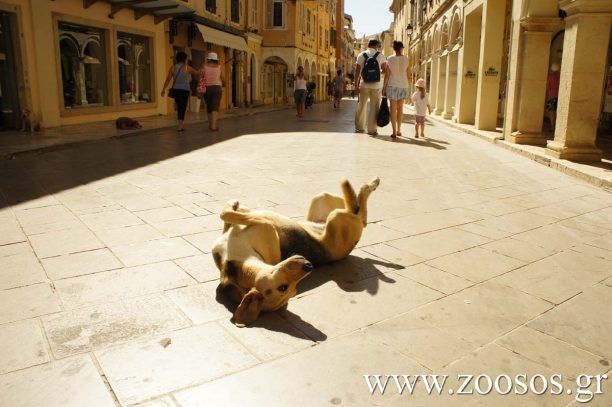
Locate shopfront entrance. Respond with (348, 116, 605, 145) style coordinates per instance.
(0, 11, 21, 130)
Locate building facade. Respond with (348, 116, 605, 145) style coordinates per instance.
(0, 0, 344, 131)
(391, 0, 612, 163)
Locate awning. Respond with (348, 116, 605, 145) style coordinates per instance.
(196, 24, 247, 52)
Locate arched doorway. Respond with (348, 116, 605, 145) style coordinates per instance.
(545, 30, 564, 134)
(0, 11, 22, 130)
(263, 56, 287, 104)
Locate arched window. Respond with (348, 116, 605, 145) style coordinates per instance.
(117, 32, 152, 104)
(58, 22, 108, 108)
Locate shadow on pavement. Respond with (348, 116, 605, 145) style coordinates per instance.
(369, 134, 448, 150)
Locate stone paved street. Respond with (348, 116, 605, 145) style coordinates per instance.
(0, 100, 611, 406)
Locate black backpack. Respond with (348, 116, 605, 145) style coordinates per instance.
(362, 52, 381, 83)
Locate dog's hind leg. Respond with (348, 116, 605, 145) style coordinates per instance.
(356, 177, 380, 227)
(306, 192, 345, 223)
(222, 200, 252, 232)
(340, 179, 360, 215)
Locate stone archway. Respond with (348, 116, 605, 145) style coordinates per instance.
(444, 12, 462, 119)
(263, 56, 288, 105)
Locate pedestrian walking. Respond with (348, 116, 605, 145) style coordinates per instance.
(354, 39, 388, 136)
(161, 51, 200, 132)
(333, 69, 345, 109)
(348, 82, 355, 99)
(410, 78, 431, 139)
(200, 52, 225, 131)
(294, 66, 308, 118)
(546, 62, 560, 133)
(383, 41, 410, 138)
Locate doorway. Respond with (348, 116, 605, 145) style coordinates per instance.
(0, 11, 21, 130)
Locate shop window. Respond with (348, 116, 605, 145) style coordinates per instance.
(206, 0, 216, 14)
(117, 32, 153, 104)
(231, 0, 240, 23)
(58, 22, 108, 109)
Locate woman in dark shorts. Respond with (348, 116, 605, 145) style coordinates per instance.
(201, 52, 225, 131)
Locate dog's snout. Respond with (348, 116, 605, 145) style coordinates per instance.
(303, 261, 313, 271)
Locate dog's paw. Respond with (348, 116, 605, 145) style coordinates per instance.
(369, 177, 380, 191)
(225, 199, 240, 211)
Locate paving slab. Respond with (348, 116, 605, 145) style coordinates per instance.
(173, 330, 422, 407)
(54, 261, 194, 309)
(95, 323, 258, 405)
(528, 284, 612, 359)
(43, 295, 189, 358)
(409, 281, 552, 346)
(0, 251, 47, 290)
(41, 248, 123, 280)
(0, 319, 49, 374)
(0, 283, 61, 324)
(0, 355, 115, 407)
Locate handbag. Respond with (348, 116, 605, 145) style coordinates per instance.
(377, 97, 390, 127)
(196, 68, 207, 96)
(168, 63, 182, 99)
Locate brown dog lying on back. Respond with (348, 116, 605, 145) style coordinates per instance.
(211, 177, 380, 326)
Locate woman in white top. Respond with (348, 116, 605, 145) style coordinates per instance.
(383, 41, 410, 138)
(294, 66, 308, 118)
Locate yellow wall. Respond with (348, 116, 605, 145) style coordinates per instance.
(1, 0, 169, 128)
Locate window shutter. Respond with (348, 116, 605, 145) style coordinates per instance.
(266, 0, 273, 28)
(282, 0, 286, 28)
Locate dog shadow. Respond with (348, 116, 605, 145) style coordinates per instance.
(215, 284, 329, 341)
(297, 254, 404, 295)
(214, 254, 404, 342)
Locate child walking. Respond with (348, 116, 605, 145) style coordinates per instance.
(410, 78, 431, 139)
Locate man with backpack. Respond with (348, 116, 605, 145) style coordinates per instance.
(354, 39, 389, 136)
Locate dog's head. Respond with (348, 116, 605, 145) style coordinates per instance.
(213, 239, 312, 327)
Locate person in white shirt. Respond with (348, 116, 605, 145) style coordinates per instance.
(354, 39, 389, 136)
(383, 41, 410, 138)
(294, 66, 308, 118)
(410, 78, 432, 139)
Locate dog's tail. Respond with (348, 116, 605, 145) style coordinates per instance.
(341, 179, 359, 214)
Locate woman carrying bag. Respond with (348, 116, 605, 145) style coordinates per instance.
(161, 51, 200, 132)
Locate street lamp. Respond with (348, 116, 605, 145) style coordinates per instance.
(406, 24, 413, 37)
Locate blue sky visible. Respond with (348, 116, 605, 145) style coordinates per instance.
(345, 0, 394, 38)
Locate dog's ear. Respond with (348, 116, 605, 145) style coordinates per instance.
(234, 288, 263, 328)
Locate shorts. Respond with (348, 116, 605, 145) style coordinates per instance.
(386, 85, 410, 101)
(294, 89, 307, 104)
(545, 97, 558, 112)
(415, 115, 425, 125)
(334, 89, 343, 99)
(202, 85, 222, 113)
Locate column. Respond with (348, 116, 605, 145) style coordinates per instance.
(443, 50, 458, 119)
(546, 2, 611, 161)
(430, 55, 438, 107)
(505, 18, 558, 145)
(435, 53, 447, 115)
(475, 0, 506, 130)
(30, 1, 62, 127)
(455, 9, 481, 124)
